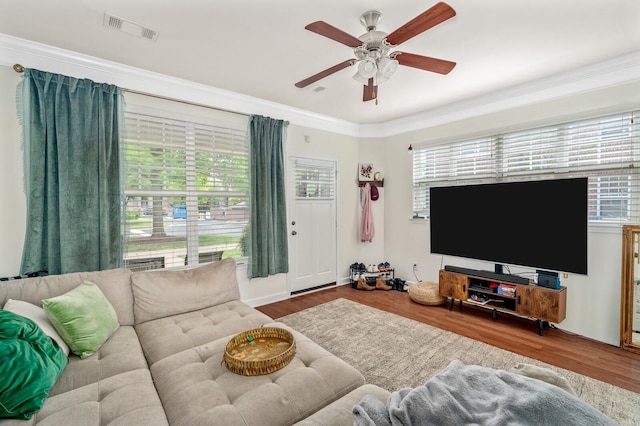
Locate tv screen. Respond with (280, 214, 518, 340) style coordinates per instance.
(429, 177, 588, 275)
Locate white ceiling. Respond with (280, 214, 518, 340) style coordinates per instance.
(1, 0, 639, 125)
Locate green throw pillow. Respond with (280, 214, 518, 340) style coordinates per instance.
(42, 281, 120, 359)
(0, 310, 68, 419)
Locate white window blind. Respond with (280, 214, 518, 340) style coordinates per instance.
(413, 111, 640, 223)
(413, 136, 496, 215)
(293, 158, 335, 199)
(122, 94, 249, 270)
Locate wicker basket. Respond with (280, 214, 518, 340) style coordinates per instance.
(223, 327, 296, 376)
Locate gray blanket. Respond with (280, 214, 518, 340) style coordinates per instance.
(353, 360, 617, 426)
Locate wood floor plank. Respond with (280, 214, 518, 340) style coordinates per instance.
(256, 284, 640, 394)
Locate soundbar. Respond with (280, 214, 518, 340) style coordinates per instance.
(444, 265, 530, 285)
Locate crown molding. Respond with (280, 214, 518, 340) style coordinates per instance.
(1, 33, 638, 138)
(0, 33, 361, 136)
(363, 50, 640, 138)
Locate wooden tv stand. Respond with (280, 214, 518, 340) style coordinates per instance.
(438, 269, 567, 335)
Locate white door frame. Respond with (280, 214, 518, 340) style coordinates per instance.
(287, 156, 338, 293)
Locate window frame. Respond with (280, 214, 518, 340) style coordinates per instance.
(121, 94, 250, 270)
(412, 111, 640, 224)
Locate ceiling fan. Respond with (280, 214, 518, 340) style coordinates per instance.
(295, 2, 457, 103)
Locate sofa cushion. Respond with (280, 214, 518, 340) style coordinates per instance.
(0, 268, 134, 326)
(9, 369, 169, 426)
(293, 384, 391, 426)
(42, 282, 120, 359)
(49, 326, 150, 396)
(3, 298, 70, 356)
(150, 322, 365, 426)
(0, 311, 68, 420)
(131, 258, 241, 324)
(136, 300, 273, 365)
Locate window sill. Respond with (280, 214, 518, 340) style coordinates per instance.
(410, 217, 428, 223)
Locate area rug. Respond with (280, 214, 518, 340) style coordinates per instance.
(279, 298, 640, 426)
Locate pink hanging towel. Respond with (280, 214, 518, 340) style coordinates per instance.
(361, 183, 375, 242)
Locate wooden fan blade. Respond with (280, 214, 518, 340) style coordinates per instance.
(295, 60, 355, 88)
(305, 21, 362, 48)
(386, 2, 456, 46)
(363, 78, 378, 102)
(395, 52, 456, 74)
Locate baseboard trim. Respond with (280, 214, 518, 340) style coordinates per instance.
(292, 282, 338, 295)
(243, 279, 352, 307)
(243, 291, 290, 308)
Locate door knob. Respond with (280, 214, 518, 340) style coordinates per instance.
(291, 231, 297, 235)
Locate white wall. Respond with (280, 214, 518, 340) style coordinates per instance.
(1, 52, 638, 345)
(0, 63, 367, 308)
(355, 137, 387, 267)
(238, 124, 369, 305)
(0, 66, 26, 277)
(381, 81, 640, 346)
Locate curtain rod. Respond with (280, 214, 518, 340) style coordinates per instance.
(123, 88, 289, 125)
(13, 63, 289, 124)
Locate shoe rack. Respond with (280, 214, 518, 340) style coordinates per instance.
(349, 267, 394, 288)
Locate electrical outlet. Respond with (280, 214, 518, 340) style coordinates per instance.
(413, 263, 418, 271)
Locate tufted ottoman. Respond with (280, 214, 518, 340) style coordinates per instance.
(150, 321, 365, 426)
(408, 281, 447, 306)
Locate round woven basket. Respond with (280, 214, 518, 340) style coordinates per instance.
(224, 327, 296, 376)
(408, 281, 447, 306)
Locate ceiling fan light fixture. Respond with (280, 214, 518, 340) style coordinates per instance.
(353, 58, 377, 83)
(352, 72, 369, 84)
(354, 47, 368, 60)
(376, 57, 399, 84)
(359, 58, 377, 75)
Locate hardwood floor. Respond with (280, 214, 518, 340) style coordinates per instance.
(257, 284, 640, 394)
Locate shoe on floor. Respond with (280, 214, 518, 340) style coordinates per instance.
(357, 278, 376, 291)
(375, 277, 393, 291)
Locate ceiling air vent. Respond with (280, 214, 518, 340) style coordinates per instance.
(103, 13, 158, 41)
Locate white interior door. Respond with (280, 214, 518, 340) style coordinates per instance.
(288, 157, 337, 293)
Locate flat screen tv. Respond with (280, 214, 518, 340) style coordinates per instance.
(429, 177, 588, 275)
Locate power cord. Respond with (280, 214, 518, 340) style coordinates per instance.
(502, 264, 538, 281)
(413, 263, 421, 282)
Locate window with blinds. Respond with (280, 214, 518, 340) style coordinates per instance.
(413, 111, 640, 223)
(293, 158, 335, 199)
(122, 94, 249, 269)
(412, 136, 497, 215)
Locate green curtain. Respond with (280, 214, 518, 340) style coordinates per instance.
(20, 69, 123, 275)
(247, 115, 288, 279)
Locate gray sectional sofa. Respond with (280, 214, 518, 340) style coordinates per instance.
(0, 258, 390, 425)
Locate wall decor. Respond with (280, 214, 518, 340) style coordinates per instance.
(359, 163, 374, 181)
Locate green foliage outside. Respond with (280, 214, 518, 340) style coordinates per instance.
(125, 234, 240, 253)
(126, 211, 141, 221)
(122, 125, 249, 263)
(239, 225, 249, 256)
(126, 217, 152, 229)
